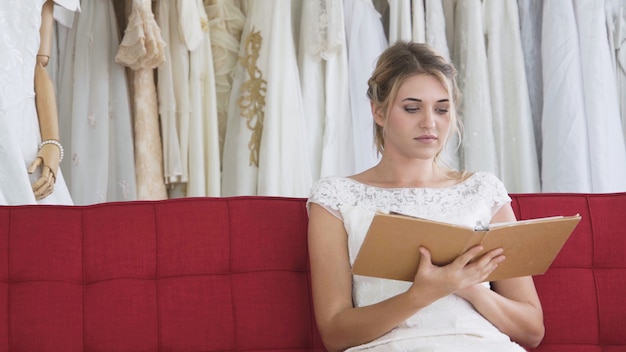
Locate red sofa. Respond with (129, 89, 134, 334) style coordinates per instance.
(0, 193, 625, 351)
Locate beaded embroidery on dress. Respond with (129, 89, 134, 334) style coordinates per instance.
(308, 172, 526, 351)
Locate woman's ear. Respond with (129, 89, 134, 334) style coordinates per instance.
(371, 102, 385, 126)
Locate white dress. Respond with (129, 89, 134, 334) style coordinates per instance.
(484, 0, 540, 193)
(0, 0, 73, 205)
(156, 0, 192, 189)
(307, 172, 525, 352)
(605, 0, 626, 142)
(541, 0, 591, 192)
(204, 0, 245, 165)
(424, 0, 459, 170)
(186, 0, 221, 197)
(222, 0, 312, 197)
(297, 0, 354, 180)
(517, 0, 544, 172)
(572, 0, 626, 193)
(343, 0, 387, 174)
(450, 0, 498, 177)
(387, 0, 412, 44)
(57, 0, 137, 204)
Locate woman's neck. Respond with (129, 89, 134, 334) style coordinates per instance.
(355, 157, 456, 188)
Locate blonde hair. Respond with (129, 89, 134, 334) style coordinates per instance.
(367, 41, 463, 175)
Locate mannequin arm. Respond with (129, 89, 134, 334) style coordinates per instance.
(28, 0, 63, 200)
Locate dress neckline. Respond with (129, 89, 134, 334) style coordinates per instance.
(341, 172, 478, 191)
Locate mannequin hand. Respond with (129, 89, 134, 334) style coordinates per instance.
(27, 143, 60, 200)
(410, 246, 505, 300)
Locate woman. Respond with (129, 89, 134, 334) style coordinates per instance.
(307, 41, 544, 351)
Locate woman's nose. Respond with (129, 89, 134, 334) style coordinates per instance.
(419, 110, 436, 129)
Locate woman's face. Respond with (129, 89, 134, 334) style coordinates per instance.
(375, 74, 451, 161)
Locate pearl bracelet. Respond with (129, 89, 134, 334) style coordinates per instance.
(39, 139, 64, 162)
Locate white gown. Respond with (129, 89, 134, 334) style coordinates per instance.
(308, 172, 525, 352)
(222, 0, 312, 197)
(450, 0, 499, 177)
(387, 0, 412, 44)
(298, 0, 354, 180)
(605, 0, 626, 142)
(484, 0, 540, 193)
(56, 0, 137, 204)
(156, 0, 192, 190)
(186, 0, 221, 197)
(541, 0, 591, 192)
(425, 0, 459, 170)
(605, 0, 626, 139)
(572, 0, 626, 193)
(0, 0, 73, 205)
(411, 0, 426, 43)
(343, 0, 387, 174)
(517, 0, 544, 172)
(204, 0, 245, 165)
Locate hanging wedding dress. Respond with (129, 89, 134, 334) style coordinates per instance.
(484, 0, 540, 193)
(186, 0, 221, 197)
(412, 0, 426, 43)
(222, 0, 312, 197)
(517, 0, 544, 172)
(0, 0, 75, 205)
(387, 0, 412, 44)
(156, 0, 191, 190)
(541, 0, 591, 192)
(115, 0, 168, 200)
(343, 0, 387, 174)
(58, 0, 137, 204)
(425, 0, 458, 170)
(204, 0, 245, 164)
(298, 0, 354, 180)
(605, 0, 626, 141)
(572, 0, 626, 193)
(450, 0, 498, 176)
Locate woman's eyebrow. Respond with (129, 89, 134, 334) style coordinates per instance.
(401, 98, 450, 103)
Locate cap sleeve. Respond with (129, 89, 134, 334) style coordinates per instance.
(482, 172, 512, 217)
(307, 177, 352, 220)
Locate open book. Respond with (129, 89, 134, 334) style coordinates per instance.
(351, 212, 582, 282)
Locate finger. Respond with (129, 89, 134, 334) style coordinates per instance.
(474, 248, 505, 267)
(34, 180, 54, 200)
(454, 245, 485, 267)
(32, 169, 53, 194)
(27, 157, 43, 174)
(419, 246, 433, 266)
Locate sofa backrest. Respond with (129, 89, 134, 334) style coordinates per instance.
(0, 197, 325, 352)
(510, 193, 626, 352)
(1, 193, 625, 351)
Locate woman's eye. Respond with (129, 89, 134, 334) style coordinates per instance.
(435, 108, 449, 114)
(405, 106, 419, 113)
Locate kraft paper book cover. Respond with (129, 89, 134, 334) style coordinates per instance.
(352, 212, 581, 282)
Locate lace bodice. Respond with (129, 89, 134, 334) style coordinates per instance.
(307, 172, 522, 350)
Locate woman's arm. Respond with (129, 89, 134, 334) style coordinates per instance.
(308, 203, 506, 352)
(455, 203, 545, 348)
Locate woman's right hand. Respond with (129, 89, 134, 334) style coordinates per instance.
(408, 245, 505, 301)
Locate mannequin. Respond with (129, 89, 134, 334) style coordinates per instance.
(0, 0, 73, 204)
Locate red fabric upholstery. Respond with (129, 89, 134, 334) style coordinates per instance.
(1, 194, 625, 351)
